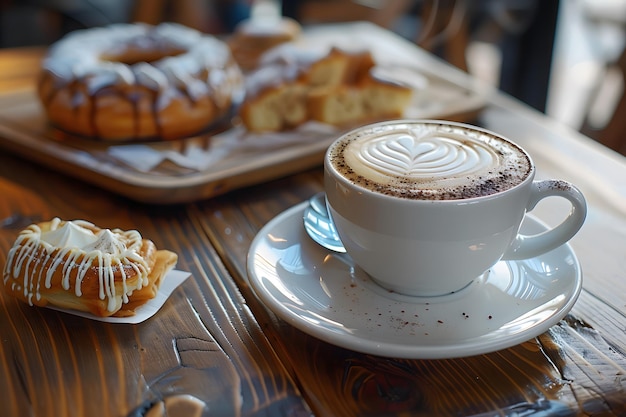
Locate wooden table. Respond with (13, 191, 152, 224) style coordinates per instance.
(1, 24, 625, 417)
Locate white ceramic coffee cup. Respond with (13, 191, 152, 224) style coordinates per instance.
(324, 120, 587, 297)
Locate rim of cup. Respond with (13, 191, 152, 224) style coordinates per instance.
(324, 119, 537, 204)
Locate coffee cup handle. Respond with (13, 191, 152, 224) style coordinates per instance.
(502, 180, 587, 260)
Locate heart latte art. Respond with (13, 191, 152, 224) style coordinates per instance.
(329, 122, 532, 200)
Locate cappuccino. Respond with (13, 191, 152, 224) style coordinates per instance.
(324, 120, 586, 296)
(327, 120, 532, 200)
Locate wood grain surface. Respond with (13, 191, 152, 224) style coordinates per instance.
(193, 171, 626, 417)
(0, 29, 625, 416)
(2, 133, 626, 417)
(0, 155, 312, 417)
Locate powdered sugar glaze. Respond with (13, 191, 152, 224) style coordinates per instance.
(43, 23, 241, 102)
(330, 122, 532, 200)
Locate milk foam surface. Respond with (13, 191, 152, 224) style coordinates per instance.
(329, 122, 532, 200)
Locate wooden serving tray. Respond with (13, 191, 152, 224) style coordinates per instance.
(0, 23, 487, 204)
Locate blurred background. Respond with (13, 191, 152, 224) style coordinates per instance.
(1, 0, 625, 154)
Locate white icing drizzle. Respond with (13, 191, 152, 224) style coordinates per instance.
(134, 62, 169, 91)
(258, 43, 327, 70)
(244, 43, 328, 97)
(43, 22, 239, 99)
(236, 16, 299, 37)
(244, 64, 301, 97)
(2, 219, 150, 312)
(245, 44, 373, 98)
(85, 61, 136, 94)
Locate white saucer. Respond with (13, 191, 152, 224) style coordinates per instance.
(246, 202, 582, 359)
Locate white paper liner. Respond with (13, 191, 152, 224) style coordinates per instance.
(47, 269, 191, 324)
(107, 122, 338, 173)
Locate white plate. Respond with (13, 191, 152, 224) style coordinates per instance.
(246, 202, 582, 359)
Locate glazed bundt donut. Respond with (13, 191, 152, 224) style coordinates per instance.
(3, 218, 178, 317)
(37, 23, 244, 142)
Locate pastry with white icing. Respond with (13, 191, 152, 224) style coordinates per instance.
(2, 218, 178, 317)
(38, 23, 244, 142)
(239, 45, 413, 133)
(228, 16, 301, 72)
